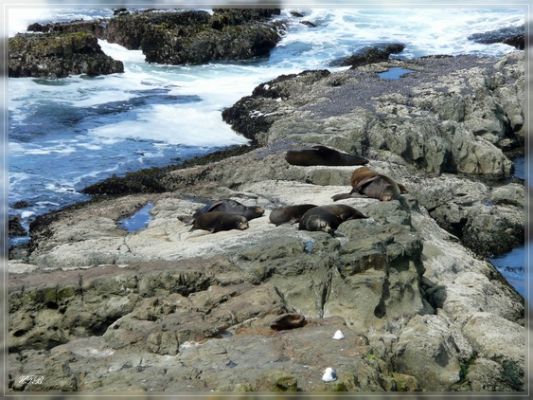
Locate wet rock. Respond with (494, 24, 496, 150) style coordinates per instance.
(106, 10, 212, 50)
(468, 25, 525, 50)
(141, 21, 281, 65)
(26, 9, 283, 66)
(113, 8, 129, 16)
(329, 43, 405, 67)
(301, 21, 316, 28)
(102, 9, 283, 64)
(8, 32, 124, 78)
(12, 200, 30, 209)
(82, 144, 254, 196)
(211, 8, 281, 25)
(27, 19, 106, 37)
(9, 216, 26, 236)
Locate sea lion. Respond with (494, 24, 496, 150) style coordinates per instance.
(270, 313, 306, 331)
(299, 207, 340, 234)
(269, 204, 317, 225)
(193, 199, 264, 221)
(285, 145, 368, 166)
(332, 167, 407, 202)
(320, 204, 368, 221)
(191, 212, 249, 233)
(299, 204, 367, 234)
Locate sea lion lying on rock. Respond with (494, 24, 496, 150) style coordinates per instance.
(285, 145, 368, 166)
(332, 166, 408, 202)
(193, 199, 264, 221)
(269, 204, 317, 225)
(270, 313, 306, 330)
(191, 212, 249, 233)
(299, 204, 367, 234)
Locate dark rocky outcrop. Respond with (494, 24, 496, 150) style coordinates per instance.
(468, 25, 525, 50)
(8, 32, 124, 78)
(82, 144, 255, 196)
(330, 43, 406, 68)
(222, 70, 331, 143)
(27, 19, 106, 37)
(106, 10, 212, 50)
(211, 8, 281, 25)
(12, 200, 30, 209)
(141, 22, 281, 65)
(9, 216, 26, 236)
(25, 9, 284, 66)
(300, 21, 317, 28)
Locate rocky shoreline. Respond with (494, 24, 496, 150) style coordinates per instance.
(7, 46, 527, 393)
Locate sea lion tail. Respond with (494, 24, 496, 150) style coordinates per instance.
(332, 192, 352, 201)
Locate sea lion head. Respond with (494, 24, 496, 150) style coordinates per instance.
(245, 206, 265, 220)
(299, 208, 340, 234)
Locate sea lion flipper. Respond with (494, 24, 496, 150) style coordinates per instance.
(332, 192, 365, 201)
(355, 175, 380, 192)
(206, 201, 225, 212)
(332, 193, 352, 201)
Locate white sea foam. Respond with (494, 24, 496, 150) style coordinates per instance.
(89, 104, 249, 147)
(278, 8, 524, 62)
(98, 40, 146, 64)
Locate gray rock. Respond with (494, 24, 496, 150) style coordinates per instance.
(329, 42, 405, 68)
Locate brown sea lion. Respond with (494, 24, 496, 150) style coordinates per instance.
(299, 207, 339, 234)
(270, 313, 306, 331)
(269, 204, 317, 225)
(285, 145, 368, 166)
(191, 212, 248, 233)
(299, 204, 366, 234)
(193, 199, 264, 221)
(332, 167, 407, 201)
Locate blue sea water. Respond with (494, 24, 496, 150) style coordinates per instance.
(490, 245, 528, 298)
(8, 7, 527, 296)
(119, 202, 155, 233)
(378, 67, 414, 80)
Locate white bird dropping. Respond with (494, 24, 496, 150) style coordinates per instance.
(322, 367, 337, 382)
(332, 330, 344, 340)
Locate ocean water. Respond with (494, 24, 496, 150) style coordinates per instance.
(490, 245, 528, 298)
(8, 7, 526, 278)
